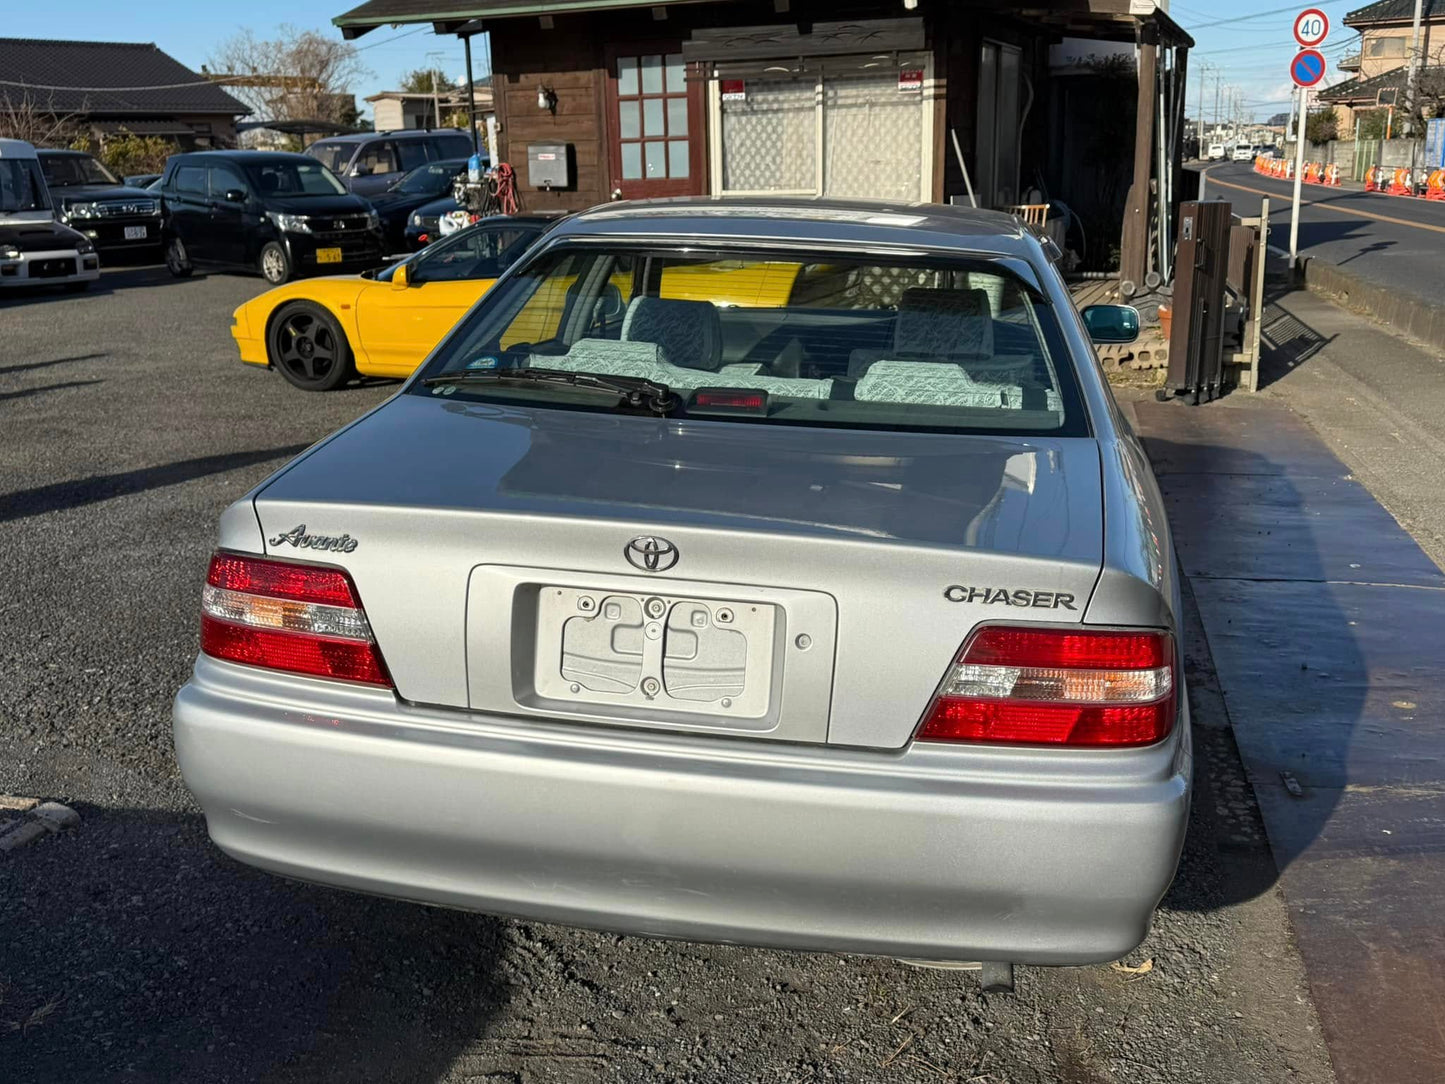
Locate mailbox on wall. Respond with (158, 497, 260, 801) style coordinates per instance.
(527, 143, 571, 189)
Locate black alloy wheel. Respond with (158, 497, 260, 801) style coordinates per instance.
(268, 302, 355, 392)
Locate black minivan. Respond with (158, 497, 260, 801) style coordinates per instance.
(159, 151, 384, 285)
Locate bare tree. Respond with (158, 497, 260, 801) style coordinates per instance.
(0, 93, 85, 147)
(206, 25, 368, 124)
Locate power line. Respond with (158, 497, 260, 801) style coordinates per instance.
(1185, 0, 1354, 31)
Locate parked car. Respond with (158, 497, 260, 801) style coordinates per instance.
(304, 129, 476, 197)
(123, 172, 161, 188)
(0, 138, 100, 291)
(36, 149, 162, 259)
(1207, 142, 1226, 161)
(367, 158, 470, 251)
(1231, 144, 1254, 162)
(229, 214, 554, 389)
(403, 194, 459, 250)
(158, 151, 385, 285)
(175, 198, 1188, 982)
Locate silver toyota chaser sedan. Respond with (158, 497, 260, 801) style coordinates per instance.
(174, 198, 1189, 985)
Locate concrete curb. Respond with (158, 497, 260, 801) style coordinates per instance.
(1298, 257, 1445, 356)
(0, 799, 80, 854)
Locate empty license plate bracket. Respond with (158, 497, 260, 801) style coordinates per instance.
(535, 586, 775, 719)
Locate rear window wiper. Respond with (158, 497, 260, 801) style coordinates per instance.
(421, 366, 678, 415)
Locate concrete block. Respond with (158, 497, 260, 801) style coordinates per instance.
(31, 802, 80, 831)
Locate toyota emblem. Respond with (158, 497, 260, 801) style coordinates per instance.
(625, 535, 679, 572)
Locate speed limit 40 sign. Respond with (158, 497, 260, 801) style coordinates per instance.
(1294, 8, 1329, 48)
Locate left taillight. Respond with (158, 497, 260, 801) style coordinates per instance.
(199, 551, 393, 687)
(915, 625, 1175, 747)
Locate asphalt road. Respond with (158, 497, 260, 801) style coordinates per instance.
(0, 265, 1334, 1083)
(1199, 160, 1445, 310)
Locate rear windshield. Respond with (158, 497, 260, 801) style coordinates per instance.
(0, 158, 50, 212)
(245, 160, 347, 197)
(414, 244, 1085, 435)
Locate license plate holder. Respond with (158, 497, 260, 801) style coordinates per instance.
(316, 247, 343, 264)
(534, 586, 775, 719)
(123, 225, 148, 241)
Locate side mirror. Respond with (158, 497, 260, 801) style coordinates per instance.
(1081, 304, 1141, 345)
(391, 261, 411, 289)
(351, 164, 371, 178)
(223, 188, 246, 203)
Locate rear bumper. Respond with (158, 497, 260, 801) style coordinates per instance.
(174, 656, 1191, 965)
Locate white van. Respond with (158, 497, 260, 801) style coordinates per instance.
(0, 138, 101, 291)
(1207, 142, 1227, 161)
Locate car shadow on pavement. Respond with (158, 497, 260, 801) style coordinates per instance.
(0, 806, 509, 1084)
(0, 265, 199, 308)
(1139, 425, 1435, 913)
(0, 379, 105, 405)
(0, 445, 312, 524)
(0, 353, 110, 378)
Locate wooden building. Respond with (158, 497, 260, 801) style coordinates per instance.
(334, 0, 1191, 283)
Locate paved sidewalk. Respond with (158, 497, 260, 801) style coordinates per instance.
(1124, 364, 1445, 1081)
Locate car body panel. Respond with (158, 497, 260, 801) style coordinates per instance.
(176, 653, 1188, 965)
(250, 394, 1106, 736)
(180, 196, 1189, 965)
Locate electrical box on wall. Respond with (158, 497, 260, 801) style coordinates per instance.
(527, 143, 570, 189)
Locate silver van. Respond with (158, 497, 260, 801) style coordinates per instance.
(0, 138, 100, 291)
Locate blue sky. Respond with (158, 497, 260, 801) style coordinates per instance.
(4, 0, 1361, 123)
(1176, 0, 1366, 121)
(4, 0, 486, 121)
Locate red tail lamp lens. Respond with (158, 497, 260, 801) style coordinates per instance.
(200, 552, 392, 687)
(917, 625, 1175, 747)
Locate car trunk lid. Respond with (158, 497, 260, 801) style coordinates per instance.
(252, 395, 1103, 748)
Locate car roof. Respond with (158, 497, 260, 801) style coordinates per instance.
(316, 130, 466, 145)
(552, 197, 1036, 258)
(169, 151, 313, 164)
(34, 148, 91, 157)
(0, 138, 38, 159)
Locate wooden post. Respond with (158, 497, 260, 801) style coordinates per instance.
(1120, 39, 1158, 292)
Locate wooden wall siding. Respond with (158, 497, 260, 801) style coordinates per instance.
(491, 23, 609, 211)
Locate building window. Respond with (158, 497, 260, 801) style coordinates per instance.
(616, 53, 690, 181)
(1367, 36, 1407, 58)
(711, 56, 932, 202)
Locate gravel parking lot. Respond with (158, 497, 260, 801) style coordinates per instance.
(1, 265, 1335, 1083)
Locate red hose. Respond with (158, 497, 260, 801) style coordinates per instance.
(493, 162, 520, 216)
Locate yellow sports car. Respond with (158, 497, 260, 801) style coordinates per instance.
(230, 215, 555, 391)
(232, 213, 853, 392)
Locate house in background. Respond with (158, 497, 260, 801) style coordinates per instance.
(334, 0, 1191, 286)
(1322, 0, 1445, 134)
(366, 78, 495, 141)
(0, 37, 250, 149)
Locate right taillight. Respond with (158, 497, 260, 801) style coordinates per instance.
(199, 551, 392, 687)
(916, 625, 1175, 747)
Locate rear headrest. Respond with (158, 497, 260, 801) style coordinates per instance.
(621, 296, 722, 371)
(894, 287, 993, 358)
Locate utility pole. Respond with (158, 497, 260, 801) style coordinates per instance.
(1196, 61, 1210, 156)
(1404, 0, 1426, 132)
(426, 50, 447, 129)
(1214, 72, 1223, 145)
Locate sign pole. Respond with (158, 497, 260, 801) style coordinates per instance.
(1290, 84, 1307, 267)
